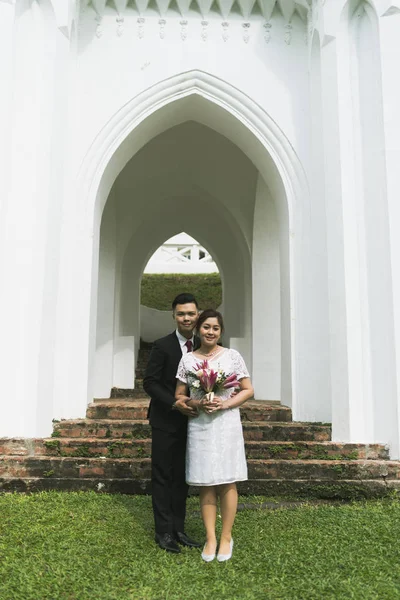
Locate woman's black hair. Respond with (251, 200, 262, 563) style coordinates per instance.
(196, 308, 224, 333)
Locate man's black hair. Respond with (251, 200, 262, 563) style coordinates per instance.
(172, 293, 199, 310)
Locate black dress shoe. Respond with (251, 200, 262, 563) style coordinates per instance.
(155, 533, 181, 553)
(175, 531, 202, 548)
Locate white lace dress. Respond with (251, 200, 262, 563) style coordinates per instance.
(176, 348, 249, 487)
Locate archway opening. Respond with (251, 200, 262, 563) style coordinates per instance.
(59, 72, 313, 423)
(92, 118, 281, 400)
(140, 231, 222, 343)
(139, 231, 223, 361)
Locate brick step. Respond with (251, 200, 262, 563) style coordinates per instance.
(2, 476, 398, 499)
(134, 370, 147, 380)
(42, 438, 152, 458)
(86, 400, 292, 422)
(44, 440, 388, 461)
(86, 400, 149, 420)
(1, 457, 399, 481)
(134, 378, 145, 390)
(109, 388, 149, 400)
(240, 402, 292, 422)
(51, 419, 332, 441)
(245, 441, 388, 461)
(0, 439, 387, 461)
(238, 479, 400, 499)
(243, 421, 331, 441)
(52, 419, 152, 439)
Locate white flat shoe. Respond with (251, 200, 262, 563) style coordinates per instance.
(201, 543, 216, 562)
(217, 539, 233, 562)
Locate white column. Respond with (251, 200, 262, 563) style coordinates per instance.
(93, 197, 117, 397)
(293, 32, 331, 423)
(320, 34, 372, 443)
(0, 0, 15, 217)
(0, 0, 17, 436)
(321, 7, 399, 453)
(252, 176, 281, 400)
(378, 11, 400, 457)
(0, 4, 68, 437)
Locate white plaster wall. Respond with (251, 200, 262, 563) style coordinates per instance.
(3, 0, 400, 454)
(72, 6, 310, 180)
(140, 307, 178, 343)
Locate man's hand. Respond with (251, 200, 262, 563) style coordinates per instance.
(173, 397, 198, 417)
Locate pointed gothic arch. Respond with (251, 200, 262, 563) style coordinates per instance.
(56, 70, 313, 422)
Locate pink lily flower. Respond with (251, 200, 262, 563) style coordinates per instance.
(223, 380, 240, 389)
(223, 373, 240, 389)
(198, 368, 219, 393)
(194, 360, 208, 371)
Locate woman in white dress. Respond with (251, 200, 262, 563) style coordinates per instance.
(175, 309, 254, 563)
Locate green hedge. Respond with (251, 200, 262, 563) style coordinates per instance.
(141, 273, 222, 311)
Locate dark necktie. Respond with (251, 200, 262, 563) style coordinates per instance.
(185, 339, 193, 352)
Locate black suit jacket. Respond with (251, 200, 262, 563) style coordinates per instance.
(143, 332, 199, 433)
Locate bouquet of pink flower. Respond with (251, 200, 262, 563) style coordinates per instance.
(189, 359, 240, 401)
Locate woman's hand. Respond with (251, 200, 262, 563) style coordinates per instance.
(201, 394, 224, 413)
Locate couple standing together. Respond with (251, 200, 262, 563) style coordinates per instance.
(143, 293, 254, 562)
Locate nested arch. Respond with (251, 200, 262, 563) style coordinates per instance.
(73, 70, 309, 411)
(94, 181, 252, 396)
(78, 70, 307, 234)
(118, 192, 251, 339)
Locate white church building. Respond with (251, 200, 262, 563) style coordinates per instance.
(1, 0, 400, 457)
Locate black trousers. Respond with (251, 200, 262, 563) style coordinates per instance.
(151, 426, 189, 535)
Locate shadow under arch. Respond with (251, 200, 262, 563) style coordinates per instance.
(94, 186, 252, 397)
(119, 189, 251, 337)
(72, 69, 310, 414)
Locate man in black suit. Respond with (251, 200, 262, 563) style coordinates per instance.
(143, 293, 202, 553)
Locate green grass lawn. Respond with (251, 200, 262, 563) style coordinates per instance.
(1, 493, 400, 600)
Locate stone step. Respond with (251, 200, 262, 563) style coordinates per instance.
(0, 438, 387, 461)
(1, 476, 399, 499)
(108, 387, 149, 399)
(241, 402, 292, 422)
(86, 400, 149, 420)
(52, 419, 152, 439)
(42, 438, 152, 458)
(245, 441, 388, 461)
(237, 479, 400, 499)
(0, 438, 47, 457)
(243, 421, 331, 441)
(51, 419, 332, 441)
(134, 370, 147, 380)
(1, 456, 398, 481)
(85, 400, 292, 422)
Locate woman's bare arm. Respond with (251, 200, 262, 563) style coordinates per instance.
(174, 381, 199, 416)
(223, 378, 253, 409)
